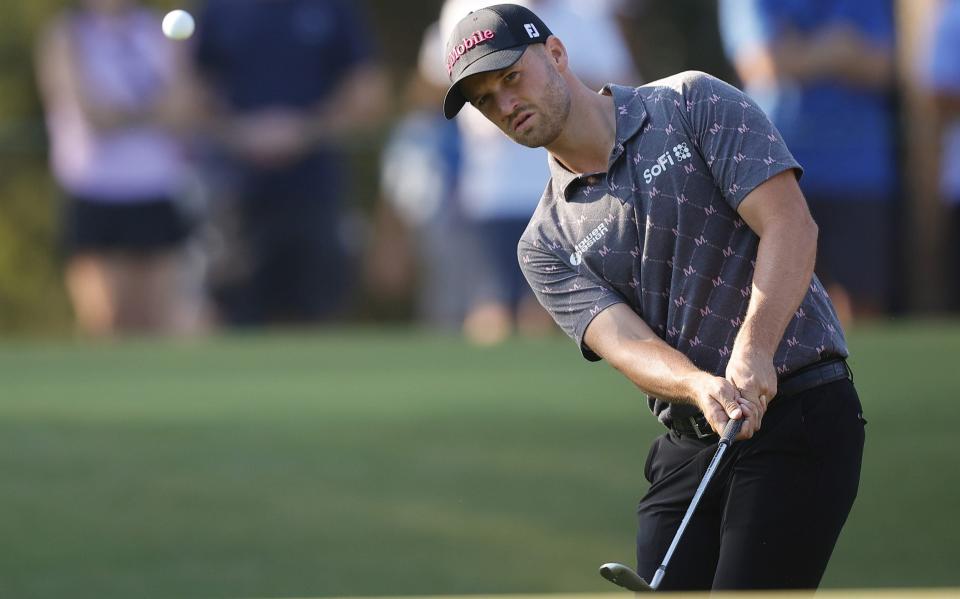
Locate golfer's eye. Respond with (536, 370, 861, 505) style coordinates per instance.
(475, 95, 488, 108)
(505, 71, 519, 83)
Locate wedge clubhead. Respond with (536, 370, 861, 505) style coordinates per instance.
(599, 562, 653, 592)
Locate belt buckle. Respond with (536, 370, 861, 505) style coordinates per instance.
(689, 415, 714, 439)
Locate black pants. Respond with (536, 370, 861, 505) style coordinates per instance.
(636, 378, 866, 590)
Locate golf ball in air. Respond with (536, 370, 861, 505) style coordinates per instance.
(162, 10, 195, 40)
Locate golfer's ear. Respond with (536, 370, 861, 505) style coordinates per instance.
(544, 36, 568, 71)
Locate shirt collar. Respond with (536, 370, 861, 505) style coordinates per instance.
(548, 84, 649, 201)
(605, 83, 648, 164)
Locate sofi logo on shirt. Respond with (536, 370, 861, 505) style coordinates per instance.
(643, 142, 693, 184)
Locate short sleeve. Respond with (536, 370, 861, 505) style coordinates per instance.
(678, 72, 802, 209)
(927, 4, 960, 93)
(518, 238, 625, 361)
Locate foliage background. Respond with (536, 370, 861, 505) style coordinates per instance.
(0, 0, 735, 335)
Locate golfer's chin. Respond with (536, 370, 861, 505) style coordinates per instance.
(508, 123, 560, 148)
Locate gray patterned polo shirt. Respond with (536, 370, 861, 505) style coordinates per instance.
(517, 71, 848, 425)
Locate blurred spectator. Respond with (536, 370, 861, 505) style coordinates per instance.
(191, 0, 387, 326)
(924, 0, 960, 311)
(369, 22, 471, 328)
(35, 0, 201, 337)
(719, 0, 898, 325)
(435, 0, 640, 344)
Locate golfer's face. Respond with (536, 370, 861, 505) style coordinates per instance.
(460, 47, 561, 147)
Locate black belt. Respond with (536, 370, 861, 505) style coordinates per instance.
(670, 358, 852, 439)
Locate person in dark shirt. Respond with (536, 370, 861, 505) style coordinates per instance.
(192, 0, 387, 325)
(443, 4, 865, 591)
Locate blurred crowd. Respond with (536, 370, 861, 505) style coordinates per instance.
(31, 0, 960, 341)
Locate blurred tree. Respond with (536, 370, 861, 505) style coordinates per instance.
(0, 0, 76, 334)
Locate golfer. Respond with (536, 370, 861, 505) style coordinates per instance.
(443, 4, 865, 591)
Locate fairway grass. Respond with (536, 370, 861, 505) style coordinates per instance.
(0, 321, 957, 599)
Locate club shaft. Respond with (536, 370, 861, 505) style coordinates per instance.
(652, 442, 729, 589)
(598, 420, 741, 592)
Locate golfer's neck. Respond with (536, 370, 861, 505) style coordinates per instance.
(547, 89, 616, 176)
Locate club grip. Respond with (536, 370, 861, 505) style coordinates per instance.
(720, 418, 743, 446)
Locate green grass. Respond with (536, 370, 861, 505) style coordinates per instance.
(0, 321, 957, 598)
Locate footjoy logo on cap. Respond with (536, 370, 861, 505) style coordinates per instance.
(446, 29, 496, 75)
(524, 23, 540, 38)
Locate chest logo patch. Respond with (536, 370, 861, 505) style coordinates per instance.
(570, 222, 609, 266)
(643, 142, 693, 184)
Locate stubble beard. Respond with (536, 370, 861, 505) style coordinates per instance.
(510, 71, 571, 148)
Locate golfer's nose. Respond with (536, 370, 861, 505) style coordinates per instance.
(496, 93, 520, 123)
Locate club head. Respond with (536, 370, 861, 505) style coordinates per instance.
(599, 562, 655, 592)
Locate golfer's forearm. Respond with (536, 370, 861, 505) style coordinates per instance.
(587, 307, 706, 405)
(735, 221, 818, 356)
(608, 341, 707, 406)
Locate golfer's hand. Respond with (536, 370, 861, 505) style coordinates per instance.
(685, 373, 757, 440)
(725, 347, 777, 432)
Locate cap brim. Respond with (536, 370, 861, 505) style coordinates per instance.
(442, 46, 527, 119)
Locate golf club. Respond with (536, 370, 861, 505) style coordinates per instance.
(599, 417, 744, 592)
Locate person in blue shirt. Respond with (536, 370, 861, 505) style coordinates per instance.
(925, 0, 960, 311)
(719, 0, 898, 324)
(192, 0, 387, 325)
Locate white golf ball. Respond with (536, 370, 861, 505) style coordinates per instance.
(162, 9, 195, 41)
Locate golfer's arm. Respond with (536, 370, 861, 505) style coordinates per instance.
(733, 170, 818, 357)
(583, 304, 704, 405)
